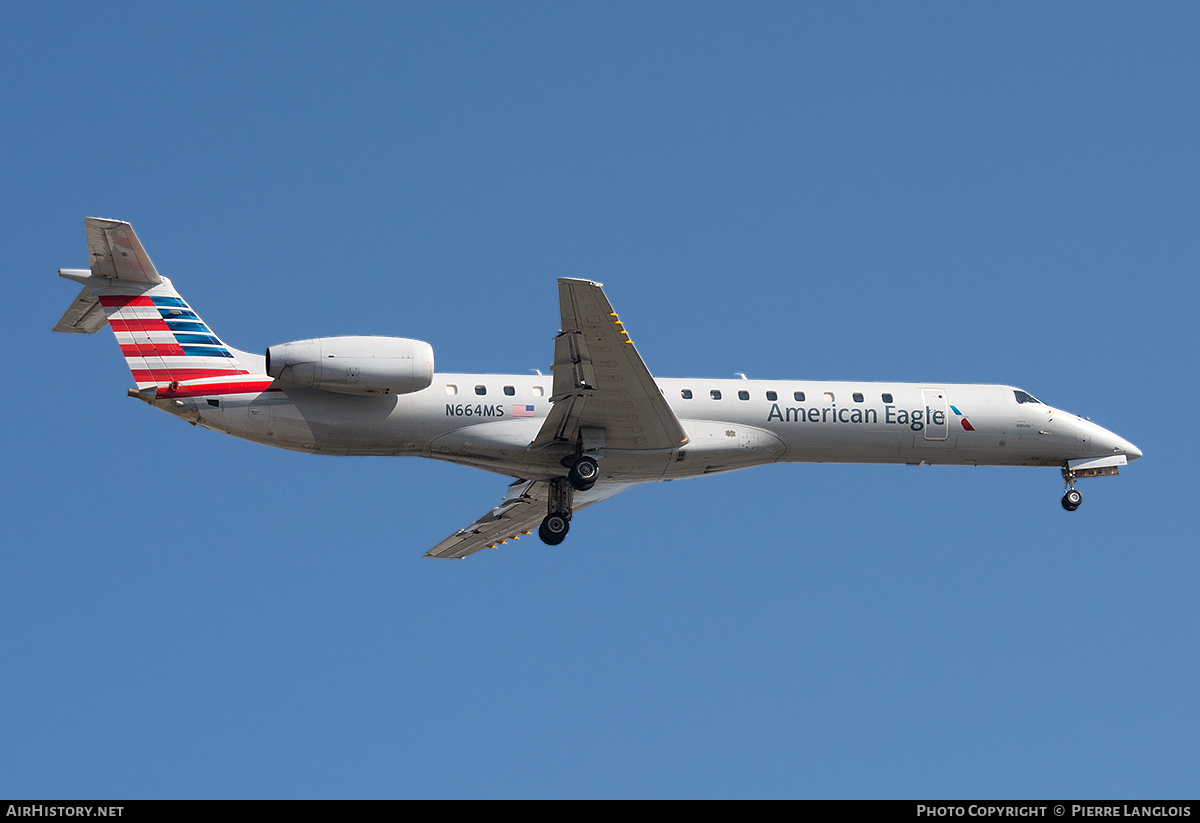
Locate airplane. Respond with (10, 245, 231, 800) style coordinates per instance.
(54, 218, 1142, 558)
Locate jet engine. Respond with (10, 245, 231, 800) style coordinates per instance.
(265, 336, 434, 396)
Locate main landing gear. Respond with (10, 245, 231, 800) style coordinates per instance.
(539, 475, 576, 546)
(538, 457, 600, 546)
(567, 455, 598, 492)
(538, 511, 570, 545)
(1061, 467, 1084, 512)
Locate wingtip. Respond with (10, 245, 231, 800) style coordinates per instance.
(558, 277, 603, 288)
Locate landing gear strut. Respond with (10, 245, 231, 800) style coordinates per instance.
(539, 477, 575, 546)
(1061, 467, 1084, 512)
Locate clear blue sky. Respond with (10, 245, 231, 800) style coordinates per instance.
(3, 2, 1196, 799)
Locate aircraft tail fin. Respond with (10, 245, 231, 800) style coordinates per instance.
(54, 218, 261, 390)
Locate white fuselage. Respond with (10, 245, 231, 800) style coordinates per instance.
(156, 373, 1139, 483)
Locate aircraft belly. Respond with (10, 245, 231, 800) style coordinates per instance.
(199, 391, 443, 456)
(429, 418, 554, 476)
(777, 427, 906, 464)
(664, 420, 785, 477)
(590, 450, 674, 482)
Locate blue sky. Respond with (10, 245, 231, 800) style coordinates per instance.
(2, 2, 1197, 798)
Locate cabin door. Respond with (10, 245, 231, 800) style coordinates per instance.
(922, 388, 949, 441)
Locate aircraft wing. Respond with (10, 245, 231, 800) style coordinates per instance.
(530, 278, 689, 452)
(424, 478, 639, 559)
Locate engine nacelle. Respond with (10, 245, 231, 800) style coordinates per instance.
(266, 336, 434, 396)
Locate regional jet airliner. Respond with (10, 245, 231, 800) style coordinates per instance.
(53, 219, 1141, 557)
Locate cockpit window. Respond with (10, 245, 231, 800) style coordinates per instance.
(1013, 390, 1041, 405)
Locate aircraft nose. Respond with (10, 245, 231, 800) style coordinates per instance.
(1080, 417, 1141, 461)
(1099, 424, 1142, 461)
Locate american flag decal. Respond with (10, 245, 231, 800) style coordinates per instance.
(513, 404, 535, 417)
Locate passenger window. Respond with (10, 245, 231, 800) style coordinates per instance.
(882, 393, 893, 403)
(681, 389, 693, 399)
(475, 385, 487, 396)
(532, 386, 544, 397)
(824, 392, 835, 403)
(710, 390, 722, 400)
(766, 391, 777, 401)
(504, 386, 515, 396)
(853, 393, 864, 403)
(794, 391, 805, 402)
(738, 390, 749, 401)
(445, 384, 458, 396)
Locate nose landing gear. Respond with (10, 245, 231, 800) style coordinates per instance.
(1061, 467, 1083, 511)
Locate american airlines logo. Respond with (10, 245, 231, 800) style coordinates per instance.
(950, 405, 975, 431)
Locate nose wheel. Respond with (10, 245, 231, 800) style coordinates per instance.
(1061, 466, 1084, 511)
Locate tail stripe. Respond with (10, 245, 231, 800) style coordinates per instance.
(181, 347, 236, 358)
(131, 368, 247, 383)
(105, 300, 176, 385)
(120, 343, 186, 358)
(155, 378, 279, 398)
(109, 318, 170, 333)
(102, 290, 250, 386)
(164, 320, 209, 332)
(99, 295, 155, 307)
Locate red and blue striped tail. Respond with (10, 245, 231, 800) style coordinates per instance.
(100, 290, 251, 387)
(55, 218, 273, 397)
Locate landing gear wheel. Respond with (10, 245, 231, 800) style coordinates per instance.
(1062, 489, 1083, 511)
(567, 456, 599, 492)
(539, 512, 570, 545)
